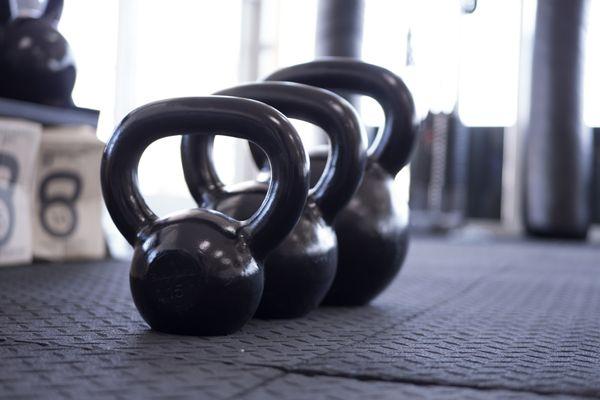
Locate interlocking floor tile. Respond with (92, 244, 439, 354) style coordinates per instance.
(1, 238, 598, 399)
(294, 240, 600, 398)
(241, 373, 578, 400)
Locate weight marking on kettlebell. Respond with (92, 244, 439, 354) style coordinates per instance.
(0, 198, 12, 244)
(149, 273, 203, 283)
(39, 171, 81, 238)
(0, 152, 19, 248)
(147, 252, 205, 307)
(155, 282, 187, 304)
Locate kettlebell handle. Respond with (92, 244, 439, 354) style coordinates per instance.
(0, 0, 62, 25)
(265, 58, 417, 177)
(101, 96, 309, 259)
(0, 0, 11, 25)
(41, 0, 63, 26)
(181, 82, 367, 223)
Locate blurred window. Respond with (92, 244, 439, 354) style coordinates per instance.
(60, 0, 244, 217)
(458, 0, 521, 127)
(58, 0, 119, 140)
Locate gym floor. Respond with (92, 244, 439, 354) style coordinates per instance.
(1, 235, 599, 399)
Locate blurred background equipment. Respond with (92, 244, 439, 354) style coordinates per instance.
(408, 1, 471, 232)
(410, 111, 469, 232)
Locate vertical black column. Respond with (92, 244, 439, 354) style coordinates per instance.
(315, 0, 364, 58)
(315, 0, 365, 132)
(523, 0, 590, 239)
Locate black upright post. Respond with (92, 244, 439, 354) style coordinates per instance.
(523, 0, 591, 239)
(316, 0, 364, 58)
(316, 0, 365, 111)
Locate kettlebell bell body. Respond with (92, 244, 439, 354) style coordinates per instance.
(101, 96, 309, 335)
(0, 151, 19, 247)
(192, 181, 337, 320)
(323, 159, 409, 304)
(181, 82, 367, 318)
(0, 0, 75, 107)
(262, 59, 417, 306)
(129, 209, 262, 335)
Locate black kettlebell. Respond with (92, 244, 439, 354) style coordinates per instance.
(0, 0, 75, 107)
(252, 58, 417, 306)
(0, 152, 19, 247)
(101, 97, 309, 335)
(39, 171, 81, 237)
(181, 82, 367, 318)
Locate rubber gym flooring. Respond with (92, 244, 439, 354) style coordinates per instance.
(1, 236, 599, 399)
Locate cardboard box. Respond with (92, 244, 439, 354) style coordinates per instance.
(33, 125, 105, 261)
(0, 118, 42, 266)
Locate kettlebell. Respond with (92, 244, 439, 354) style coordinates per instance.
(0, 151, 19, 247)
(0, 0, 76, 107)
(181, 82, 367, 318)
(253, 58, 417, 306)
(101, 96, 309, 335)
(39, 171, 81, 237)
